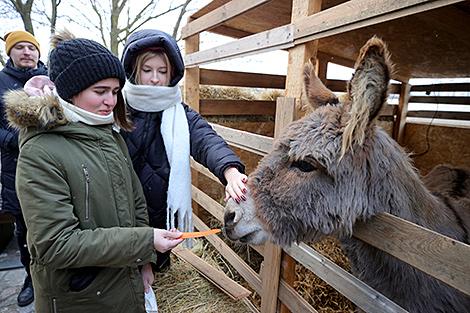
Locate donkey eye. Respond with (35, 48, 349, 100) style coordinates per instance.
(291, 160, 316, 172)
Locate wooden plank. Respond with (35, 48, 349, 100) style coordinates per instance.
(200, 68, 286, 89)
(193, 214, 317, 313)
(181, 0, 270, 39)
(407, 111, 470, 120)
(284, 243, 408, 313)
(406, 117, 470, 129)
(185, 24, 294, 67)
(191, 185, 225, 222)
(184, 24, 200, 112)
(190, 158, 221, 185)
(353, 212, 470, 295)
(173, 246, 251, 300)
(411, 83, 470, 92)
(185, 20, 202, 216)
(286, 0, 322, 119)
(209, 123, 273, 156)
(408, 96, 470, 105)
(261, 242, 283, 313)
(274, 97, 297, 313)
(200, 99, 276, 116)
(294, 0, 466, 45)
(394, 82, 410, 144)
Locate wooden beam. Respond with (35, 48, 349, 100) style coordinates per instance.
(353, 212, 470, 295)
(190, 158, 221, 186)
(184, 22, 200, 112)
(407, 111, 470, 120)
(173, 246, 252, 300)
(261, 242, 282, 313)
(411, 83, 470, 92)
(193, 214, 317, 313)
(408, 96, 470, 105)
(286, 0, 323, 119)
(181, 0, 270, 39)
(185, 24, 294, 67)
(200, 99, 276, 116)
(191, 185, 225, 222)
(185, 18, 202, 216)
(394, 82, 410, 144)
(284, 243, 407, 313)
(294, 0, 466, 45)
(274, 97, 297, 313)
(405, 117, 470, 129)
(200, 68, 286, 89)
(209, 123, 273, 156)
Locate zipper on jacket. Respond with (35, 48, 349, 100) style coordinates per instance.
(52, 298, 58, 313)
(82, 164, 90, 220)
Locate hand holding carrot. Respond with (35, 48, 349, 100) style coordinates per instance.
(153, 228, 183, 253)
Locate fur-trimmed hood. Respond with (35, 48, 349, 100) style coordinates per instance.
(4, 89, 67, 131)
(3, 89, 104, 148)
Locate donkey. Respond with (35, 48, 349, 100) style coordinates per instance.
(223, 37, 470, 312)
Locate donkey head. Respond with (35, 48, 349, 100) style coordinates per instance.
(224, 37, 406, 246)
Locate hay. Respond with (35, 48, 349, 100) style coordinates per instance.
(154, 239, 255, 313)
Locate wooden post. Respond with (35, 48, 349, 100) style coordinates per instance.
(260, 98, 296, 313)
(285, 0, 323, 120)
(281, 0, 322, 311)
(393, 82, 411, 145)
(184, 18, 201, 218)
(316, 57, 328, 85)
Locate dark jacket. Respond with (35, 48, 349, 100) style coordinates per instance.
(5, 90, 156, 313)
(0, 59, 47, 215)
(122, 104, 244, 228)
(121, 29, 245, 228)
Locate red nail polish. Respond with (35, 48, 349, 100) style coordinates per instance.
(242, 188, 247, 194)
(241, 195, 246, 201)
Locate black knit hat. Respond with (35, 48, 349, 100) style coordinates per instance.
(48, 32, 126, 100)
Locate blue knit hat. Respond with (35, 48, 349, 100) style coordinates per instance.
(48, 31, 126, 100)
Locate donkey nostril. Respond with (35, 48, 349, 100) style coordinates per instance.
(224, 211, 236, 227)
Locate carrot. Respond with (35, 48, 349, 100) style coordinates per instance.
(179, 228, 221, 239)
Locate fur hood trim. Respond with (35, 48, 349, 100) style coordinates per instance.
(4, 90, 68, 130)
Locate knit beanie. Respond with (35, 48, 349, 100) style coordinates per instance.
(4, 30, 41, 56)
(48, 30, 125, 100)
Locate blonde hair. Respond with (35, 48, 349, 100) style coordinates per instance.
(132, 50, 172, 85)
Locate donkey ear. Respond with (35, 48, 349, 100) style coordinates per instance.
(341, 36, 393, 156)
(303, 61, 338, 108)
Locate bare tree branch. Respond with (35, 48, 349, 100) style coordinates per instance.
(172, 0, 193, 39)
(7, 0, 35, 34)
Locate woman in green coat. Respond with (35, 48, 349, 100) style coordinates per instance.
(4, 30, 182, 313)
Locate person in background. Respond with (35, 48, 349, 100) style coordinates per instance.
(121, 29, 247, 273)
(3, 30, 183, 313)
(0, 30, 46, 307)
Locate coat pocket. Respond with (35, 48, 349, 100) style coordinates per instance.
(69, 266, 101, 292)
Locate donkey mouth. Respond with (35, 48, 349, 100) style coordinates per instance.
(238, 231, 258, 243)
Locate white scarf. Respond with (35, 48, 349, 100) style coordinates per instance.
(56, 91, 115, 126)
(122, 82, 193, 236)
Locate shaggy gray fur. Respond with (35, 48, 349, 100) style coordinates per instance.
(224, 37, 470, 312)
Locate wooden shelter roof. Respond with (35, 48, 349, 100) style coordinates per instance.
(190, 0, 470, 80)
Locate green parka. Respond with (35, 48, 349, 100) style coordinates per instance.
(4, 90, 157, 313)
